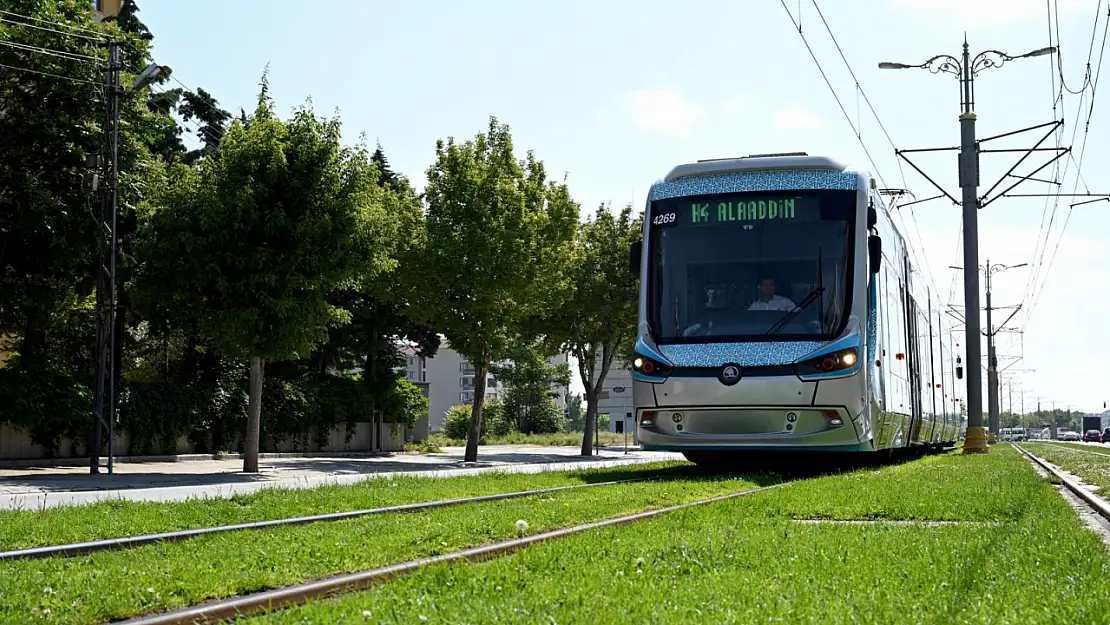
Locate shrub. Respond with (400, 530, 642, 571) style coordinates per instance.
(0, 368, 91, 457)
(443, 404, 476, 440)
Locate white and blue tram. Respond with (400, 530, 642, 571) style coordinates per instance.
(628, 153, 963, 463)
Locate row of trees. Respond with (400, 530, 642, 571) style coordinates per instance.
(1000, 409, 1094, 433)
(0, 0, 642, 470)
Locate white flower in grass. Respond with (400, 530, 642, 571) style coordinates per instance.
(362, 610, 372, 617)
(635, 557, 645, 567)
(515, 519, 529, 533)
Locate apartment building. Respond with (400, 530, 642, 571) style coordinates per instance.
(596, 364, 635, 435)
(403, 343, 568, 439)
(91, 0, 121, 21)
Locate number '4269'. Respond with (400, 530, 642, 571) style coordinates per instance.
(652, 212, 676, 226)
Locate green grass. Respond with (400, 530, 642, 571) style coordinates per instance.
(1030, 440, 1110, 455)
(246, 446, 1110, 625)
(0, 468, 772, 625)
(426, 431, 629, 448)
(1023, 441, 1110, 492)
(0, 461, 688, 552)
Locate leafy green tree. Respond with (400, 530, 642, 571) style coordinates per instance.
(417, 117, 578, 461)
(178, 87, 232, 162)
(542, 204, 641, 455)
(565, 393, 584, 431)
(304, 143, 438, 444)
(134, 90, 396, 472)
(493, 339, 570, 434)
(380, 378, 429, 428)
(0, 1, 108, 369)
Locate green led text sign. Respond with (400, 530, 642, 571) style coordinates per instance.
(690, 197, 798, 224)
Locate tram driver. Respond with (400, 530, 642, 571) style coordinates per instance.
(747, 276, 796, 312)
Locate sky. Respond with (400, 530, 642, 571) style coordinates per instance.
(140, 0, 1108, 414)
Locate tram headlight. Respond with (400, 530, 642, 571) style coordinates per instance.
(632, 355, 672, 380)
(796, 348, 860, 377)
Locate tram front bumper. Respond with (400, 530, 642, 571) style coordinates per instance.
(636, 405, 867, 450)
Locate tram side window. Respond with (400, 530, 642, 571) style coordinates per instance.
(884, 268, 908, 413)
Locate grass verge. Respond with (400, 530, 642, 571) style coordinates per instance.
(1023, 441, 1110, 493)
(0, 469, 772, 624)
(246, 446, 1110, 625)
(0, 461, 688, 552)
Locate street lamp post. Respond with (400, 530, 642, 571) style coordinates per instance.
(880, 39, 1055, 454)
(985, 261, 1027, 439)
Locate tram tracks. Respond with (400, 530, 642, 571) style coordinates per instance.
(1014, 444, 1110, 524)
(0, 477, 652, 562)
(109, 481, 789, 625)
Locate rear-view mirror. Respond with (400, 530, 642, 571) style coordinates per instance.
(629, 240, 642, 275)
(868, 235, 882, 274)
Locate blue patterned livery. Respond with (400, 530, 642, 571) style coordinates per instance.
(628, 154, 962, 463)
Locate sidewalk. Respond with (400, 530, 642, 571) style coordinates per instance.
(0, 445, 681, 510)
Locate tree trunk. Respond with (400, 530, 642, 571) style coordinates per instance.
(464, 347, 491, 462)
(581, 390, 598, 456)
(243, 356, 265, 473)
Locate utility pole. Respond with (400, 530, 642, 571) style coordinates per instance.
(90, 40, 122, 475)
(88, 43, 164, 475)
(983, 260, 1026, 440)
(880, 39, 1056, 454)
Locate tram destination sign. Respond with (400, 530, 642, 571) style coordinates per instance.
(651, 193, 822, 228)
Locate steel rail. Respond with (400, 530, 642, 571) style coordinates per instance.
(112, 482, 787, 625)
(0, 477, 652, 562)
(1014, 444, 1110, 521)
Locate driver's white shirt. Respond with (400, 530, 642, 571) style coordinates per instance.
(748, 295, 797, 312)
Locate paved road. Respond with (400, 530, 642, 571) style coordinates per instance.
(0, 446, 683, 510)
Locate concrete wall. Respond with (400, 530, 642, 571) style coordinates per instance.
(0, 421, 409, 461)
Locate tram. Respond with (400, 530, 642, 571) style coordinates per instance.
(628, 153, 962, 464)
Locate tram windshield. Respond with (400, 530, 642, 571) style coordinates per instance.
(647, 188, 856, 343)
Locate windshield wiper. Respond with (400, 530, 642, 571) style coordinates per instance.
(764, 286, 825, 336)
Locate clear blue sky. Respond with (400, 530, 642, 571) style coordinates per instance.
(141, 0, 1107, 415)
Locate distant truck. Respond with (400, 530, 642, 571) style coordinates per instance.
(1083, 416, 1103, 437)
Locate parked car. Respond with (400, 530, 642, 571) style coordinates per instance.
(1064, 431, 1081, 441)
(1103, 428, 1110, 443)
(1084, 429, 1103, 442)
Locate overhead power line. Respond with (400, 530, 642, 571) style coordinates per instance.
(0, 15, 105, 42)
(0, 38, 99, 64)
(783, 0, 941, 303)
(1023, 1, 1109, 326)
(0, 60, 101, 86)
(0, 9, 108, 38)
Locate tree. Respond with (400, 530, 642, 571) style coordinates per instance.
(0, 0, 110, 369)
(565, 393, 585, 431)
(178, 87, 232, 163)
(417, 117, 578, 461)
(493, 339, 570, 434)
(543, 204, 641, 455)
(134, 89, 396, 472)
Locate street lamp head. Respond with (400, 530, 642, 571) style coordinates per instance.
(878, 61, 914, 70)
(132, 63, 165, 91)
(1020, 46, 1057, 58)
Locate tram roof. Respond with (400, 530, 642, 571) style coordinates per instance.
(663, 153, 860, 182)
